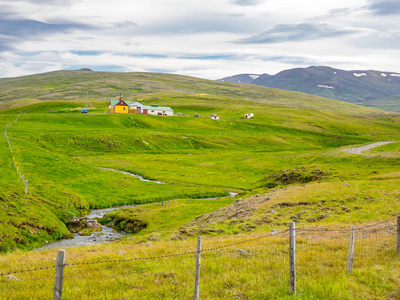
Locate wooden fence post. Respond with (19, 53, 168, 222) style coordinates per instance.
(397, 217, 400, 253)
(348, 225, 355, 273)
(193, 236, 202, 300)
(25, 180, 28, 195)
(289, 222, 296, 296)
(53, 250, 66, 300)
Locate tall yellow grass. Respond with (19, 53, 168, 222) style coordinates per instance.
(1, 220, 398, 299)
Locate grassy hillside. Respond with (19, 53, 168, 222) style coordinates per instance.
(100, 148, 400, 237)
(1, 71, 400, 298)
(0, 70, 391, 117)
(363, 94, 400, 112)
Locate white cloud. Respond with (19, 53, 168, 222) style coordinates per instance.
(0, 0, 399, 79)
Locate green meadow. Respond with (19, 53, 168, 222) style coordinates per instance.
(1, 71, 400, 298)
(1, 96, 399, 250)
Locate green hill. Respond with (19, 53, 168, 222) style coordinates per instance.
(1, 71, 400, 298)
(0, 70, 390, 116)
(363, 94, 400, 112)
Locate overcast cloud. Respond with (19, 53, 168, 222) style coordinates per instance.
(368, 0, 400, 15)
(236, 23, 359, 44)
(0, 0, 399, 79)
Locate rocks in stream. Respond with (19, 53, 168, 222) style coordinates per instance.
(66, 217, 102, 235)
(67, 217, 80, 226)
(66, 217, 84, 233)
(86, 219, 102, 230)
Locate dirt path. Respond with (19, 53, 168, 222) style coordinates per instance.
(343, 141, 395, 155)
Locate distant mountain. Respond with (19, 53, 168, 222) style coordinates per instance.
(219, 66, 400, 108)
(219, 74, 263, 84)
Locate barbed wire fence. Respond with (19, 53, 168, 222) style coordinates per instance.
(0, 217, 399, 299)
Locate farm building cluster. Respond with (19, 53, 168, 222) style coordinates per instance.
(107, 97, 254, 120)
(108, 98, 173, 116)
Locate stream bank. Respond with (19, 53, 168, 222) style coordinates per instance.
(34, 169, 168, 250)
(34, 192, 238, 251)
(33, 206, 133, 251)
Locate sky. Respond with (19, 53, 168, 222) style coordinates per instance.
(0, 0, 399, 79)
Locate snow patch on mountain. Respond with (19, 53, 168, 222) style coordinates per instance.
(249, 75, 260, 80)
(390, 74, 400, 77)
(381, 73, 387, 77)
(317, 84, 334, 89)
(353, 73, 367, 77)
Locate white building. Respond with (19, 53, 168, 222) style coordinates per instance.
(142, 105, 174, 116)
(128, 101, 144, 114)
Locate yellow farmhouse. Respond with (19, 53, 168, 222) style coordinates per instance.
(108, 98, 143, 114)
(108, 98, 173, 116)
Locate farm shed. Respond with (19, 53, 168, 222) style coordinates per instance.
(129, 101, 144, 114)
(142, 105, 174, 116)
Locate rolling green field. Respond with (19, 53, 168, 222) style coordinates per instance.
(1, 94, 399, 250)
(1, 71, 400, 298)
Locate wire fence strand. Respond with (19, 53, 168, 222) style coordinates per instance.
(1, 218, 395, 277)
(1, 218, 398, 299)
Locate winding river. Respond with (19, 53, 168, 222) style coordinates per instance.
(34, 167, 238, 250)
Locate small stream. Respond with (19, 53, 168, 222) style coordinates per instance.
(97, 167, 166, 184)
(33, 166, 238, 250)
(33, 206, 133, 251)
(196, 192, 238, 200)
